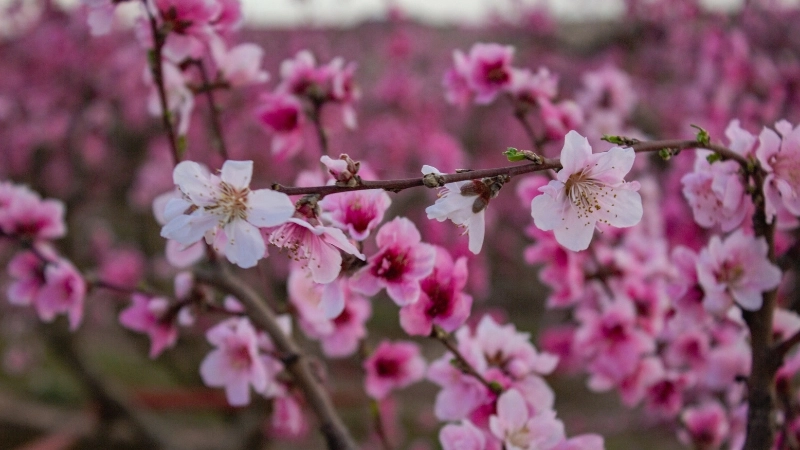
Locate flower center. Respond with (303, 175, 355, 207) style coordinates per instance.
(507, 426, 532, 448)
(375, 357, 401, 377)
(716, 260, 744, 285)
(564, 171, 607, 220)
(372, 248, 408, 281)
(228, 343, 253, 370)
(210, 181, 250, 224)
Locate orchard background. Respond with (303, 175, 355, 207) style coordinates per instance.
(1, 0, 800, 449)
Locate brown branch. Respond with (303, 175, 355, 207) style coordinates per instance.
(431, 325, 502, 395)
(143, 0, 181, 165)
(270, 138, 748, 198)
(194, 265, 358, 450)
(193, 60, 229, 160)
(309, 101, 329, 155)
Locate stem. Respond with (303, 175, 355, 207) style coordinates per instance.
(143, 0, 181, 165)
(194, 265, 358, 450)
(309, 101, 329, 155)
(513, 108, 542, 152)
(370, 399, 393, 450)
(431, 325, 502, 395)
(194, 60, 229, 160)
(743, 170, 781, 450)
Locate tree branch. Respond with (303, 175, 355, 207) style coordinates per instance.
(193, 60, 229, 160)
(193, 265, 358, 450)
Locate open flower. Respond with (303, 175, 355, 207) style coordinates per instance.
(530, 131, 642, 252)
(696, 230, 782, 313)
(489, 389, 565, 450)
(756, 120, 800, 222)
(160, 160, 295, 269)
(423, 165, 487, 254)
(363, 340, 426, 399)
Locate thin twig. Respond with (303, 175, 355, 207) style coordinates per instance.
(143, 0, 181, 165)
(309, 101, 329, 155)
(194, 265, 358, 450)
(431, 325, 502, 395)
(193, 60, 229, 160)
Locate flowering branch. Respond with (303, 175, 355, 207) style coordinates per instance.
(270, 138, 747, 198)
(193, 264, 358, 450)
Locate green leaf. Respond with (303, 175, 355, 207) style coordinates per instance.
(177, 135, 187, 158)
(602, 134, 625, 145)
(504, 147, 527, 162)
(706, 153, 722, 164)
(658, 148, 673, 160)
(691, 124, 710, 146)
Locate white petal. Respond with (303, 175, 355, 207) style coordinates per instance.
(221, 160, 253, 189)
(553, 204, 595, 251)
(173, 161, 215, 206)
(247, 189, 295, 227)
(530, 182, 569, 231)
(467, 210, 485, 254)
(558, 130, 592, 180)
(224, 220, 266, 269)
(161, 212, 218, 246)
(594, 188, 643, 228)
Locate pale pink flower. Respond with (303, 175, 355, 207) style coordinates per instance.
(211, 42, 269, 87)
(0, 185, 65, 241)
(154, 0, 221, 61)
(423, 165, 486, 254)
(269, 395, 309, 440)
(279, 50, 326, 97)
(199, 317, 275, 406)
(350, 217, 436, 306)
(756, 120, 800, 222)
(469, 315, 559, 380)
(509, 67, 559, 105)
(119, 294, 179, 359)
(439, 420, 486, 450)
(577, 66, 637, 118)
(270, 218, 364, 284)
(319, 189, 391, 241)
(530, 131, 643, 252)
(255, 92, 305, 160)
(320, 293, 371, 358)
(427, 353, 491, 421)
(399, 246, 472, 336)
(6, 250, 49, 307)
(678, 401, 729, 450)
(160, 160, 295, 269)
(489, 389, 565, 450)
(443, 50, 474, 107)
(35, 259, 86, 330)
(363, 340, 426, 399)
(696, 230, 782, 313)
(681, 153, 750, 232)
(82, 0, 116, 36)
(538, 99, 584, 140)
(465, 43, 515, 104)
(725, 119, 758, 157)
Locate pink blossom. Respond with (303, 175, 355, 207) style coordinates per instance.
(678, 401, 730, 450)
(681, 153, 750, 232)
(465, 43, 515, 104)
(577, 66, 637, 118)
(427, 353, 491, 421)
(423, 165, 486, 254)
(509, 67, 559, 105)
(34, 259, 86, 330)
(443, 49, 474, 107)
(269, 395, 309, 440)
(696, 230, 782, 313)
(319, 189, 391, 241)
(756, 120, 800, 222)
(82, 0, 116, 36)
(469, 315, 559, 380)
(160, 160, 295, 269)
(399, 246, 472, 336)
(320, 290, 371, 358)
(439, 420, 486, 450)
(489, 389, 565, 450)
(530, 131, 643, 252)
(539, 100, 584, 140)
(0, 184, 66, 241)
(255, 92, 305, 160)
(363, 340, 426, 399)
(199, 317, 275, 406)
(211, 42, 269, 87)
(154, 0, 221, 61)
(350, 217, 436, 306)
(270, 218, 364, 284)
(119, 294, 179, 358)
(279, 50, 327, 98)
(6, 250, 48, 307)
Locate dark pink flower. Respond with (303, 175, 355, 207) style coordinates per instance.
(255, 92, 305, 160)
(351, 217, 436, 306)
(363, 340, 426, 399)
(399, 246, 472, 336)
(319, 188, 391, 241)
(465, 43, 515, 104)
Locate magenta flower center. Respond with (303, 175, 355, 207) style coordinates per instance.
(372, 248, 409, 281)
(375, 357, 401, 377)
(228, 342, 254, 370)
(483, 61, 510, 84)
(343, 199, 373, 234)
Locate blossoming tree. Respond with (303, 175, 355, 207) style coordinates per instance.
(2, 0, 800, 449)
